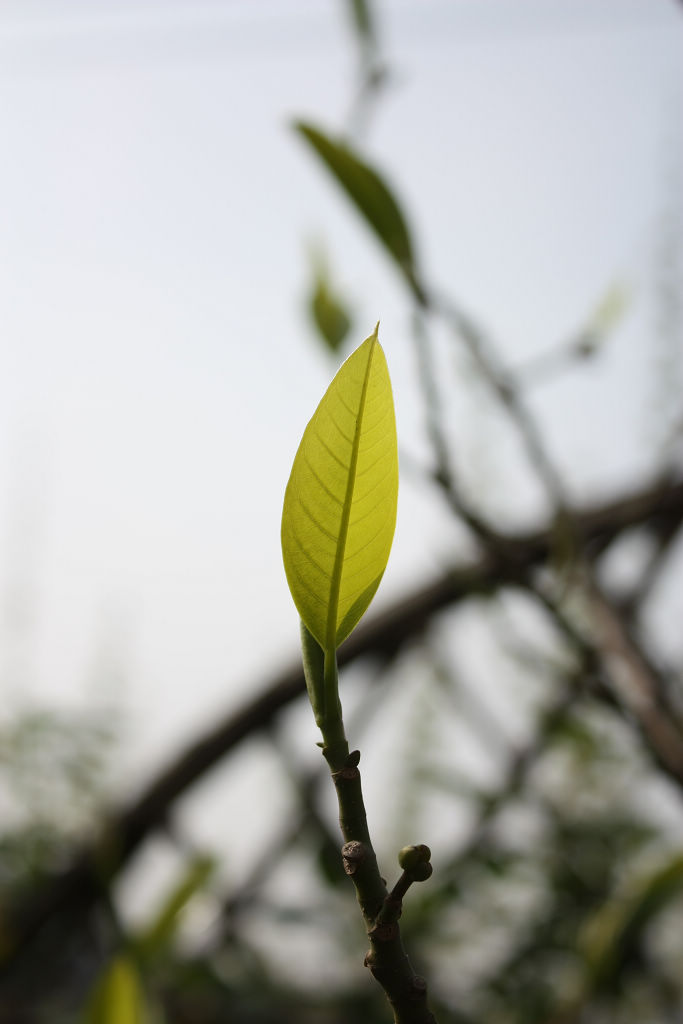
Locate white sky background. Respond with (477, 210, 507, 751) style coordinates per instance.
(1, 0, 682, 799)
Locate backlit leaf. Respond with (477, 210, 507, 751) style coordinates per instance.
(282, 324, 398, 652)
(294, 122, 422, 298)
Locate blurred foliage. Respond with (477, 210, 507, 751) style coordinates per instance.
(82, 955, 150, 1024)
(306, 245, 353, 355)
(347, 0, 376, 54)
(0, 707, 117, 889)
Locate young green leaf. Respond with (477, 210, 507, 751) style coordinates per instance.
(282, 324, 398, 653)
(294, 122, 423, 300)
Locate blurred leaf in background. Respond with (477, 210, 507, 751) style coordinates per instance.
(82, 955, 150, 1024)
(306, 243, 353, 355)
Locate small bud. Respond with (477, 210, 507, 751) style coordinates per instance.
(411, 861, 433, 882)
(341, 840, 367, 875)
(398, 844, 431, 871)
(398, 846, 421, 871)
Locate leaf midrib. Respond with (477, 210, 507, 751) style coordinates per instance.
(325, 334, 377, 654)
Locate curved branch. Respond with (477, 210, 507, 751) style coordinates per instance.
(2, 476, 682, 967)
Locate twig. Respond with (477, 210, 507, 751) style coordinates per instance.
(304, 639, 437, 1023)
(424, 289, 571, 512)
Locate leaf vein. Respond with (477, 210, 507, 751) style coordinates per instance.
(302, 450, 344, 507)
(327, 410, 354, 446)
(316, 430, 350, 472)
(288, 526, 333, 590)
(299, 497, 340, 543)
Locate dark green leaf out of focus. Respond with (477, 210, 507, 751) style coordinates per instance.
(348, 0, 375, 48)
(581, 853, 683, 994)
(295, 121, 424, 303)
(308, 247, 353, 354)
(134, 854, 215, 963)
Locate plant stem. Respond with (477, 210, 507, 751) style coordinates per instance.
(321, 649, 349, 770)
(307, 639, 437, 1023)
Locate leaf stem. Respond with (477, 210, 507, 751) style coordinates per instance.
(321, 648, 349, 771)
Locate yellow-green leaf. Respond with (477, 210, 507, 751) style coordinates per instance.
(82, 954, 147, 1024)
(294, 121, 422, 298)
(281, 324, 398, 652)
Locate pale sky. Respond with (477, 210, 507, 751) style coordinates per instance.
(1, 0, 681, 795)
